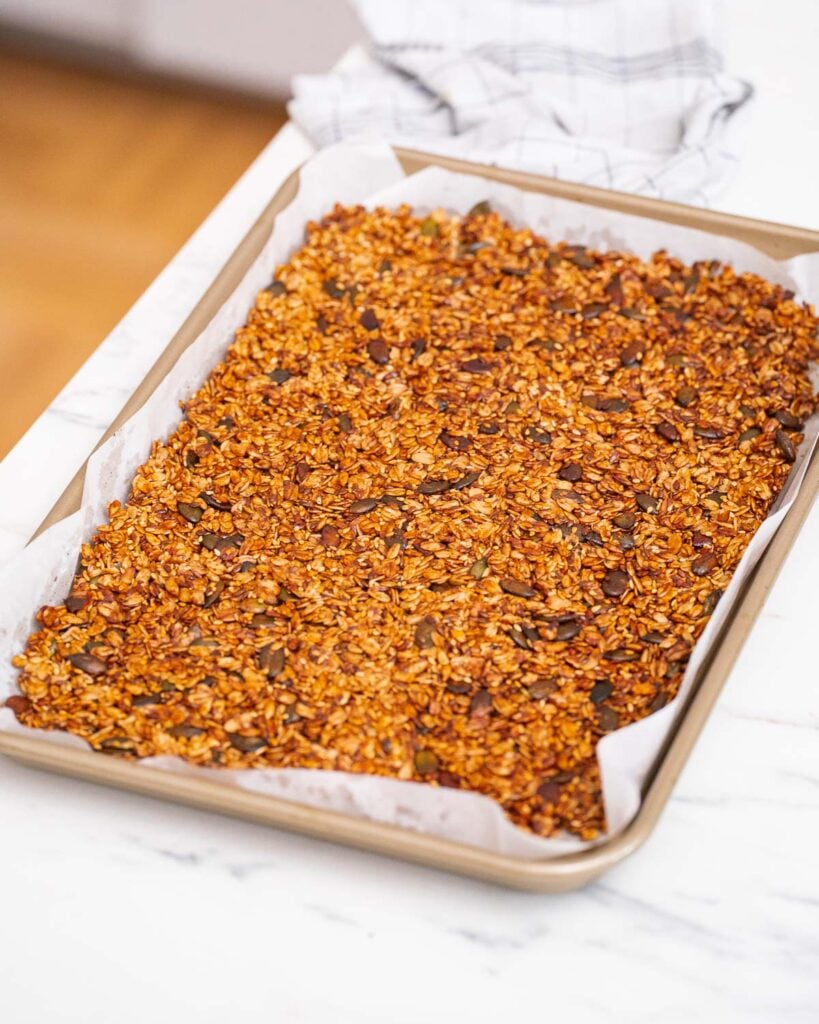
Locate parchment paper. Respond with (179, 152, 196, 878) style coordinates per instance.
(1, 143, 817, 859)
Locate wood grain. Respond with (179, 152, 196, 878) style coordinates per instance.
(0, 47, 285, 456)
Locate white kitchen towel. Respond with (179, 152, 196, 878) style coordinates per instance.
(289, 0, 753, 205)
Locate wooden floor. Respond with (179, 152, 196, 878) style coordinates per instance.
(0, 48, 286, 456)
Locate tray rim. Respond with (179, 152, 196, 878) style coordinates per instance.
(3, 146, 818, 891)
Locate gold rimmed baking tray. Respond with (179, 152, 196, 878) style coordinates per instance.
(2, 148, 818, 891)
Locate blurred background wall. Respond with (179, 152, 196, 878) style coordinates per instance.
(0, 0, 363, 96)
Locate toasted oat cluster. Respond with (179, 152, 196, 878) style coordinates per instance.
(10, 202, 818, 838)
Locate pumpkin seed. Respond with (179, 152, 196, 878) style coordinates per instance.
(350, 498, 379, 514)
(258, 644, 285, 677)
(738, 426, 761, 444)
(99, 736, 136, 755)
(320, 525, 341, 547)
(65, 593, 89, 613)
(199, 492, 231, 512)
(508, 626, 533, 651)
(601, 569, 629, 598)
(703, 589, 723, 615)
(203, 582, 225, 609)
(620, 341, 644, 367)
(500, 578, 537, 598)
(775, 428, 797, 463)
(597, 707, 620, 732)
(228, 734, 268, 753)
(528, 679, 557, 700)
(469, 557, 489, 579)
(635, 492, 658, 513)
(774, 410, 802, 430)
(555, 619, 581, 641)
(68, 652, 107, 676)
(604, 647, 640, 662)
(558, 463, 582, 482)
(614, 511, 635, 530)
(414, 616, 438, 649)
(132, 693, 162, 707)
(590, 680, 613, 704)
(580, 528, 604, 547)
(359, 308, 379, 331)
(692, 552, 717, 576)
(418, 478, 451, 495)
(604, 274, 624, 304)
(537, 779, 561, 804)
(414, 749, 439, 773)
(451, 470, 482, 491)
(323, 279, 345, 298)
(168, 724, 205, 739)
(656, 421, 680, 442)
(439, 430, 472, 452)
(251, 612, 277, 628)
(598, 397, 630, 413)
(460, 358, 494, 374)
(410, 338, 426, 361)
(177, 501, 203, 524)
(367, 338, 390, 364)
(526, 425, 552, 445)
(694, 425, 724, 440)
(683, 271, 700, 294)
(446, 682, 471, 694)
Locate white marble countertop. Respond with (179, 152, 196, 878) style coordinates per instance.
(2, 6, 819, 1021)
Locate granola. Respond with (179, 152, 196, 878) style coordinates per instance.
(9, 202, 818, 837)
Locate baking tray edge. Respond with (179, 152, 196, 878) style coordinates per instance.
(2, 148, 818, 891)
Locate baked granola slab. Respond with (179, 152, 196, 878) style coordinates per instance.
(9, 202, 818, 838)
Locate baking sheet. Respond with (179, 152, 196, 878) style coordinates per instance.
(1, 142, 817, 860)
